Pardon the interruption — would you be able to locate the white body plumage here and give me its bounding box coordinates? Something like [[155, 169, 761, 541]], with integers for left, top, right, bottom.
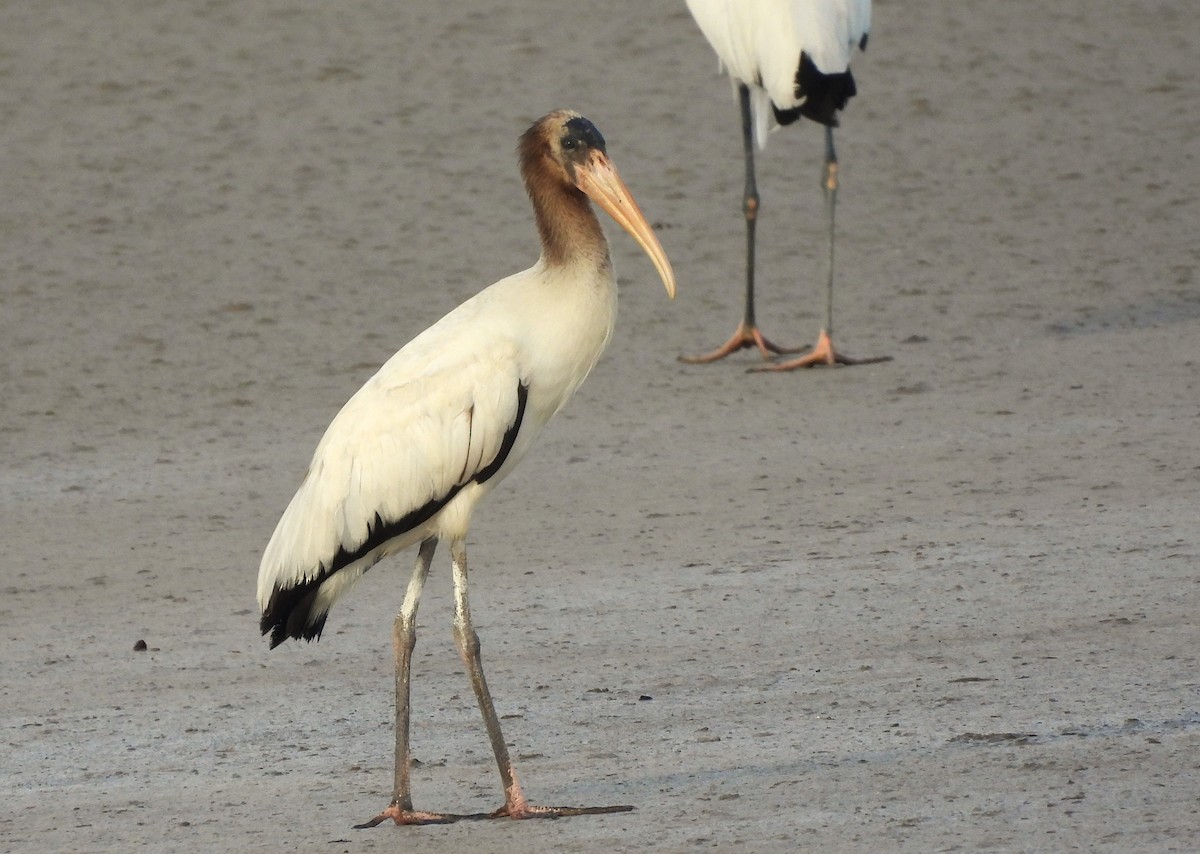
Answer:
[[256, 256, 617, 636]]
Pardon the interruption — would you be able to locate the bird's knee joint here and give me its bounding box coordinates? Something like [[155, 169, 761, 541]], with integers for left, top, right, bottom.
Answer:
[[453, 623, 481, 658], [822, 163, 839, 192]]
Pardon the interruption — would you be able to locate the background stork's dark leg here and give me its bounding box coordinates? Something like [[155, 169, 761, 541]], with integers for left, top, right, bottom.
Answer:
[[823, 125, 838, 341], [753, 126, 890, 372], [681, 83, 803, 364]]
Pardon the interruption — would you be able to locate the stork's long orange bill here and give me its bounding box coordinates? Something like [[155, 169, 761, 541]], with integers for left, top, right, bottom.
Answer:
[[575, 152, 676, 300]]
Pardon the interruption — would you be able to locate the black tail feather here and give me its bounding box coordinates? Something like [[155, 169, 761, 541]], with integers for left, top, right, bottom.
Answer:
[[774, 51, 857, 128], [261, 583, 329, 648]]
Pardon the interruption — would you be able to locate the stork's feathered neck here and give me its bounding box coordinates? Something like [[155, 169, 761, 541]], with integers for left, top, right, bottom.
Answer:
[[518, 117, 609, 271]]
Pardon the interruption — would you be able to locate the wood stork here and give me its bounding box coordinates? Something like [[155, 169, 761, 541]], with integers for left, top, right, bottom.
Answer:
[[680, 0, 887, 370], [257, 110, 676, 826]]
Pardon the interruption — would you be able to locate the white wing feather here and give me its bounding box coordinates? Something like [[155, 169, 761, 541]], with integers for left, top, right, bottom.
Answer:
[[256, 304, 526, 610]]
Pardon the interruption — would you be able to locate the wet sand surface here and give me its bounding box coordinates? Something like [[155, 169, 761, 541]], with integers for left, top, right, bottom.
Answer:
[[3, 1, 1198, 850]]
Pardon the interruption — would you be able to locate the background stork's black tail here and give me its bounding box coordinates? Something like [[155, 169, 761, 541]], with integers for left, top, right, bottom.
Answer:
[[775, 52, 858, 128]]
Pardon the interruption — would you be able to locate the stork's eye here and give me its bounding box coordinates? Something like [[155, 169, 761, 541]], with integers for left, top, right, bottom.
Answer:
[[561, 137, 578, 151]]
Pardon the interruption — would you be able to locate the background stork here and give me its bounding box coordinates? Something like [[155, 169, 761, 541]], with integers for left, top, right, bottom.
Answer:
[[257, 110, 676, 826], [679, 0, 886, 371]]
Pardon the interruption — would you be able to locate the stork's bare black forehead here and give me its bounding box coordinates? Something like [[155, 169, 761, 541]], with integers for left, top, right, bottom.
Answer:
[[563, 116, 606, 152]]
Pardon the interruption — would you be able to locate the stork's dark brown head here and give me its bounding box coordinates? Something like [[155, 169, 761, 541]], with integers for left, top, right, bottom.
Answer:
[[556, 115, 607, 176], [520, 110, 602, 188], [519, 110, 675, 298]]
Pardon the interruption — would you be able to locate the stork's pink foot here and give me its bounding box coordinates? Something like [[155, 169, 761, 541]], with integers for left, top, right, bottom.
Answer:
[[489, 802, 635, 820], [485, 778, 632, 820], [355, 801, 634, 828], [354, 805, 462, 828], [749, 328, 891, 372]]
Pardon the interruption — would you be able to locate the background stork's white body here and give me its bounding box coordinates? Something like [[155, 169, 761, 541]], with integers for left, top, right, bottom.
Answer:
[[680, 0, 881, 370], [256, 256, 616, 630], [686, 0, 870, 147]]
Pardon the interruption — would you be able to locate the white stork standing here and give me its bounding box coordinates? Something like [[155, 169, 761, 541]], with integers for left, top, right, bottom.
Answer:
[[680, 0, 887, 370], [257, 110, 676, 826]]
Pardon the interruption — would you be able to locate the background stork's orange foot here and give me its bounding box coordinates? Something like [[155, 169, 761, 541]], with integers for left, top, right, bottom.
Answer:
[[679, 319, 806, 364], [749, 329, 892, 373], [354, 805, 463, 828]]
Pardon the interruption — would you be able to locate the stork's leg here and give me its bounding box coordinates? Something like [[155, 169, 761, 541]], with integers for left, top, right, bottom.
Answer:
[[680, 83, 804, 364], [753, 126, 890, 372], [356, 538, 460, 828], [449, 538, 634, 820]]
